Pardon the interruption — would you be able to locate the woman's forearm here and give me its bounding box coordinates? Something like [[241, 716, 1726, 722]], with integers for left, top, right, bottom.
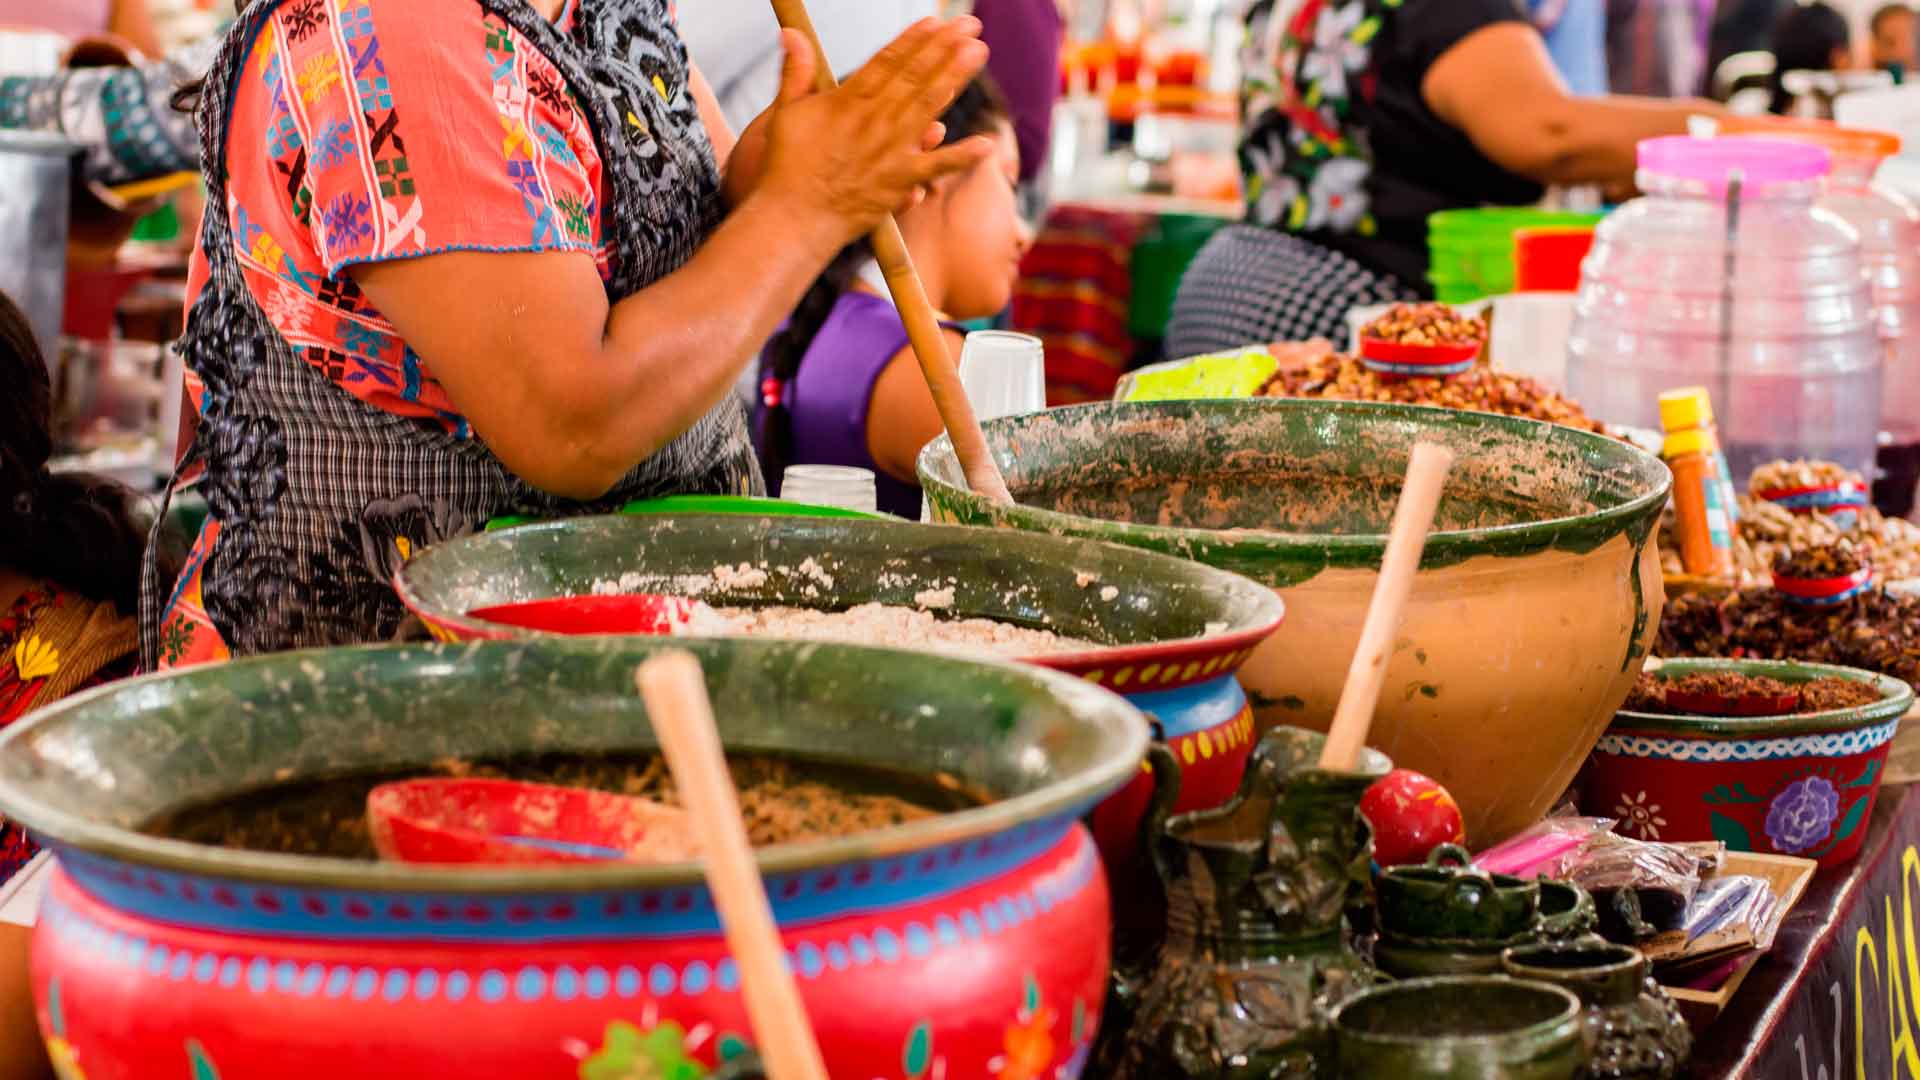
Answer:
[[355, 188, 848, 501], [1527, 95, 1718, 186]]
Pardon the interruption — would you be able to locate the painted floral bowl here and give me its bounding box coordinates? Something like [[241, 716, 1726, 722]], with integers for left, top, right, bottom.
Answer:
[[393, 513, 1285, 898], [1582, 658, 1913, 866], [918, 399, 1672, 845], [0, 638, 1147, 1078]]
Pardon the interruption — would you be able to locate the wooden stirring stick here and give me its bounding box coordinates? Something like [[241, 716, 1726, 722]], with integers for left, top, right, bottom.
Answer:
[[636, 652, 830, 1080], [766, 0, 1015, 506], [1318, 443, 1456, 772]]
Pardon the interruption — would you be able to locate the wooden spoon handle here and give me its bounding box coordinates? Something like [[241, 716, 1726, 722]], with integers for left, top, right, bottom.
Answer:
[[765, 0, 1015, 505], [637, 652, 830, 1080], [1319, 443, 1456, 772]]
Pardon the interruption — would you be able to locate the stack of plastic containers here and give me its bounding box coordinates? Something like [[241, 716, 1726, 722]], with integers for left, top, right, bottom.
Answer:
[[1565, 136, 1881, 486], [1427, 208, 1604, 302], [1720, 118, 1920, 517]]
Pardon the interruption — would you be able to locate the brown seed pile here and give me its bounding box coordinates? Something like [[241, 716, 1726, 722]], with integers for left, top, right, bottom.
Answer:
[[1258, 347, 1606, 431], [1750, 459, 1863, 494], [1361, 302, 1488, 347], [1773, 540, 1867, 580], [1660, 494, 1920, 585], [1658, 588, 1920, 691]]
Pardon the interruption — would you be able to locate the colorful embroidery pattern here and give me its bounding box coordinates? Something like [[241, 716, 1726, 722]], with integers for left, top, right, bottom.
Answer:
[[197, 0, 609, 431], [1240, 0, 1398, 237]]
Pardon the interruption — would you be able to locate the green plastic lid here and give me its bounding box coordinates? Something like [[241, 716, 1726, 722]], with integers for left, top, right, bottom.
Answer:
[[484, 495, 887, 532]]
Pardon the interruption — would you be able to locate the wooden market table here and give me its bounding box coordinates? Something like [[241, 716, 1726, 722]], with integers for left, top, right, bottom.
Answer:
[[1688, 759, 1920, 1076]]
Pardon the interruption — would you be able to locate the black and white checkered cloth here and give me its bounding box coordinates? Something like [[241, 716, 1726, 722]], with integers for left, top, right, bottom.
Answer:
[[1166, 225, 1416, 359]]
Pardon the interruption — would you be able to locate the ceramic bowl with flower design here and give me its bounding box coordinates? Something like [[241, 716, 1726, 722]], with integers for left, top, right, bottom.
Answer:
[[1581, 658, 1913, 867], [0, 638, 1146, 1079]]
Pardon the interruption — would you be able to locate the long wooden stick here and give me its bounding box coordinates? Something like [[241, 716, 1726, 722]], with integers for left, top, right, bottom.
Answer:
[[767, 0, 1015, 505], [636, 653, 830, 1080], [1319, 443, 1455, 772]]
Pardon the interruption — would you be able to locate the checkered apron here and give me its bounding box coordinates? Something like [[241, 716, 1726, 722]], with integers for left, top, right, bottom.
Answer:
[[140, 0, 761, 663], [1164, 225, 1415, 360]]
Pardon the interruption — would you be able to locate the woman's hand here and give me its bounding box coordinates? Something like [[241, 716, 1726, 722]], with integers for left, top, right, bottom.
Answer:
[[748, 19, 993, 247]]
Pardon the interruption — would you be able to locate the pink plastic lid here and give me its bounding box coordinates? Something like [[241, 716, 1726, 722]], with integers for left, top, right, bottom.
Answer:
[[1637, 135, 1832, 192]]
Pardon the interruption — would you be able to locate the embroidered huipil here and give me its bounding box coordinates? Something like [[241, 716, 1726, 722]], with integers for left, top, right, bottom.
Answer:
[[148, 0, 760, 668]]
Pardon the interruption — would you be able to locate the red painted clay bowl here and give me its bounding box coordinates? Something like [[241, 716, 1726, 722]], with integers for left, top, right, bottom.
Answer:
[[393, 514, 1285, 892], [0, 637, 1146, 1078], [1581, 658, 1912, 866]]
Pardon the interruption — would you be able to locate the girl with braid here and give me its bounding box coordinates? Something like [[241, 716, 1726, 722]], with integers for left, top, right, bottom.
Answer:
[[753, 75, 1031, 519]]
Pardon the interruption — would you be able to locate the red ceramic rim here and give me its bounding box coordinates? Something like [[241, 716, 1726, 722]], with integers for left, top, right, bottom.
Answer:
[[1358, 335, 1482, 367], [398, 576, 1285, 693], [1753, 482, 1869, 503], [1772, 566, 1874, 600]]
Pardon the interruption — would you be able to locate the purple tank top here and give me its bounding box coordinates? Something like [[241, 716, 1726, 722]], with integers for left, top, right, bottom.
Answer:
[[754, 290, 946, 519]]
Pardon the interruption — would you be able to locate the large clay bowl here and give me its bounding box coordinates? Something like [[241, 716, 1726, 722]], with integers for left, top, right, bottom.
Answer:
[[1584, 658, 1912, 866], [0, 638, 1146, 1079], [393, 514, 1284, 888], [919, 399, 1672, 845]]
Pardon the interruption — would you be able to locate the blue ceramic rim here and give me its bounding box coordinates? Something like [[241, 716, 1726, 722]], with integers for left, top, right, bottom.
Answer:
[[39, 833, 1101, 988], [47, 815, 1087, 942]]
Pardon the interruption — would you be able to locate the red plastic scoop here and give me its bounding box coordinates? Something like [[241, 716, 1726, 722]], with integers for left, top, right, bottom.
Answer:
[[466, 594, 697, 636], [366, 778, 697, 866]]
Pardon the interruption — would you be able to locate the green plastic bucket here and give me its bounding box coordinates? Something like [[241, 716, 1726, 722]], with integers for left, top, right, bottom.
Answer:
[[1426, 209, 1604, 301]]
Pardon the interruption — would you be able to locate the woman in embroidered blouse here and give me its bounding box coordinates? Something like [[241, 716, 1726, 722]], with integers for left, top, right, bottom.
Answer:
[[150, 0, 994, 667], [0, 291, 148, 1080], [1166, 0, 1720, 357]]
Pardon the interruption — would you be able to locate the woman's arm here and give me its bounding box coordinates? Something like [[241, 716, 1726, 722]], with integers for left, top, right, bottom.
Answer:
[[1423, 22, 1718, 187], [865, 328, 964, 483], [351, 21, 992, 501]]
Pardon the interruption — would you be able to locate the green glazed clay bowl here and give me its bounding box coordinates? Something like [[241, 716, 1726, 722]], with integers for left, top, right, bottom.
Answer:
[[1332, 975, 1587, 1079], [918, 399, 1672, 845], [1583, 658, 1913, 866]]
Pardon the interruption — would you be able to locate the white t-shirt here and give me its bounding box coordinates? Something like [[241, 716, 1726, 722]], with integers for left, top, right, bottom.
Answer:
[[675, 0, 937, 133], [0, 852, 51, 928]]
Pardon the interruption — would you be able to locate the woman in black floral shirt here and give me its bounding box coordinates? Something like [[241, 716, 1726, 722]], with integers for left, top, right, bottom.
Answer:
[[1167, 0, 1721, 356]]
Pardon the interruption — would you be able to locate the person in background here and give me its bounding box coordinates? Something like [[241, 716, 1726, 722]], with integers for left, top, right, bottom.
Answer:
[[0, 36, 207, 187], [1705, 0, 1789, 93], [675, 0, 936, 133], [1532, 0, 1610, 96], [0, 290, 152, 1080], [1606, 0, 1714, 97], [1767, 1, 1854, 113], [0, 0, 162, 56], [1167, 0, 1718, 357], [754, 77, 1031, 518], [975, 0, 1065, 210], [1870, 2, 1915, 82]]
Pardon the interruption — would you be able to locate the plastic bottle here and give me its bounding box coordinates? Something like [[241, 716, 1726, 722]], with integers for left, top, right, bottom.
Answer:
[[1662, 428, 1736, 577], [1658, 388, 1740, 526], [1566, 137, 1881, 488], [779, 466, 878, 514]]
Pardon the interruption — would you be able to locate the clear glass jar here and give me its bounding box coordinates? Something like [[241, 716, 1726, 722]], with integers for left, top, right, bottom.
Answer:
[[1566, 137, 1881, 486]]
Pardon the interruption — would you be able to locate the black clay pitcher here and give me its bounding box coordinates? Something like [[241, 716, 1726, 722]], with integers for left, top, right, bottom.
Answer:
[[1093, 725, 1390, 1078]]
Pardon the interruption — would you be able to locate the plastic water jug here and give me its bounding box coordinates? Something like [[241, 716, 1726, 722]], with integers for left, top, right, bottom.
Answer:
[[1566, 136, 1880, 486]]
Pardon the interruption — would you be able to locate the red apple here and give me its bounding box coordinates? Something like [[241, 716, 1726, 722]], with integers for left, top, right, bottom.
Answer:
[[1361, 769, 1467, 867]]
